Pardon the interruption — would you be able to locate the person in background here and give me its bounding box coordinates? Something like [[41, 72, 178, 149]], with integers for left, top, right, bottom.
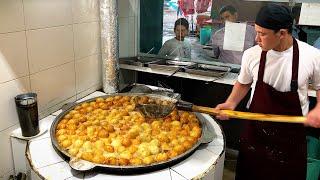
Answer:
[[209, 5, 256, 64], [215, 4, 320, 180], [158, 18, 192, 59]]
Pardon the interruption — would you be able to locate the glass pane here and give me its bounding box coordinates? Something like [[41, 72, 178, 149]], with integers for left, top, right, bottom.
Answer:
[[139, 0, 320, 66]]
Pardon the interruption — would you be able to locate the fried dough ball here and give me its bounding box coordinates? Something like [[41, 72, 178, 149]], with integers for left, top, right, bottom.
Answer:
[[168, 150, 179, 159], [68, 148, 79, 156], [190, 126, 201, 138], [173, 145, 185, 154], [92, 155, 105, 164], [118, 158, 129, 166], [130, 158, 143, 165], [95, 140, 105, 150], [119, 151, 132, 160], [143, 156, 154, 165], [121, 138, 132, 147], [154, 153, 168, 162], [61, 139, 72, 148], [57, 134, 67, 142], [81, 152, 93, 161], [74, 139, 84, 148], [106, 157, 117, 165], [182, 140, 193, 150], [98, 129, 108, 138]]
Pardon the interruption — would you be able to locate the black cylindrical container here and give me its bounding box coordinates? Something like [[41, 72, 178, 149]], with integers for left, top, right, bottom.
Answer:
[[15, 93, 40, 137]]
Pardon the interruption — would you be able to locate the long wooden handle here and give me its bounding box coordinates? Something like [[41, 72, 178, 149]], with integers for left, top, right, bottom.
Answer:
[[192, 105, 306, 123]]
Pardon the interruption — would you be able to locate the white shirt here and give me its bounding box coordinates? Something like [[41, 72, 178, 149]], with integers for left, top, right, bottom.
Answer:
[[238, 39, 320, 115], [158, 38, 191, 59]]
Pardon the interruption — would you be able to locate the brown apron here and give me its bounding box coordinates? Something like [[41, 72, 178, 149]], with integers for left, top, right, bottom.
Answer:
[[235, 38, 306, 180]]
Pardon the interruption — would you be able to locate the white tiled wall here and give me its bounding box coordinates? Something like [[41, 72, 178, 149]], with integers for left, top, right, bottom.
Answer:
[[0, 0, 138, 179], [119, 0, 138, 58]]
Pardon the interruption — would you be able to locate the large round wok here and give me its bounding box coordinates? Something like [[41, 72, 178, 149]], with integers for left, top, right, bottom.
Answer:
[[50, 93, 215, 174]]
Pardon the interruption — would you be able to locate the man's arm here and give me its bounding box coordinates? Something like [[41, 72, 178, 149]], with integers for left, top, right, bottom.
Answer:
[[215, 81, 251, 119], [306, 90, 320, 128]]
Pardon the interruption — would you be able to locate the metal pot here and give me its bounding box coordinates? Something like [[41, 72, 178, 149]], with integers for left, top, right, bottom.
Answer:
[[50, 93, 216, 174]]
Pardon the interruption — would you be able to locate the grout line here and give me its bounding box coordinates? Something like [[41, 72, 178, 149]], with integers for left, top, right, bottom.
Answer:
[[71, 17, 77, 100], [37, 160, 64, 169], [74, 52, 101, 62], [0, 123, 19, 134], [21, 0, 32, 91], [28, 60, 74, 76], [0, 29, 25, 35], [0, 74, 31, 85], [169, 167, 188, 180], [9, 137, 16, 177], [0, 22, 100, 35], [25, 21, 100, 32]]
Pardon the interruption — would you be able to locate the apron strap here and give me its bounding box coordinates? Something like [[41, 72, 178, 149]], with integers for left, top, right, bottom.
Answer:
[[257, 51, 267, 82], [291, 38, 299, 91]]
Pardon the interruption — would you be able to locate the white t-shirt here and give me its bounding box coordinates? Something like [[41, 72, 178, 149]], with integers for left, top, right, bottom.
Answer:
[[238, 39, 320, 115], [158, 38, 191, 59]]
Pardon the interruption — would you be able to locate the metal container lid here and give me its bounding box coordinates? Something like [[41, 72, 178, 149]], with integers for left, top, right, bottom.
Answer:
[[15, 93, 37, 105]]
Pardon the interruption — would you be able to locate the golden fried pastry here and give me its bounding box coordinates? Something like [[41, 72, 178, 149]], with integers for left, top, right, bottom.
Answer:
[[55, 95, 202, 166]]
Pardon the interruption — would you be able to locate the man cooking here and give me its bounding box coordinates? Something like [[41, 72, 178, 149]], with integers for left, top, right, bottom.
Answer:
[[215, 4, 320, 180]]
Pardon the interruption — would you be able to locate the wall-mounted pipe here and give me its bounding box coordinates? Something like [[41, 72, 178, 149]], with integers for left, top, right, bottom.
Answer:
[[100, 0, 119, 93]]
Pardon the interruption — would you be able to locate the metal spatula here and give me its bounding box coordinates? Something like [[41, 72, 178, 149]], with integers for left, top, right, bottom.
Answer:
[[136, 100, 306, 123]]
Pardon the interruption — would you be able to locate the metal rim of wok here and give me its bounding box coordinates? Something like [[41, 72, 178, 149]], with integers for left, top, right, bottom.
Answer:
[[50, 93, 215, 174]]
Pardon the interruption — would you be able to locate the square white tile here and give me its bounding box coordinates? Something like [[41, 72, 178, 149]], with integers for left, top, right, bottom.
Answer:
[[28, 137, 64, 168], [76, 84, 102, 101], [23, 0, 72, 29], [0, 77, 31, 131], [128, 17, 136, 57], [30, 62, 76, 112], [11, 136, 28, 175], [84, 168, 171, 180], [119, 17, 129, 58], [75, 54, 101, 94], [72, 0, 99, 24], [0, 124, 19, 176], [0, 0, 24, 33], [37, 161, 80, 180], [73, 22, 100, 59], [171, 149, 218, 179], [170, 169, 188, 180], [27, 25, 74, 74], [0, 32, 29, 83]]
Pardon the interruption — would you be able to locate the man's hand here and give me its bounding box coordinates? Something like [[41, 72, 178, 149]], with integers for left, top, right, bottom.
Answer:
[[305, 105, 320, 128], [215, 102, 237, 120]]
